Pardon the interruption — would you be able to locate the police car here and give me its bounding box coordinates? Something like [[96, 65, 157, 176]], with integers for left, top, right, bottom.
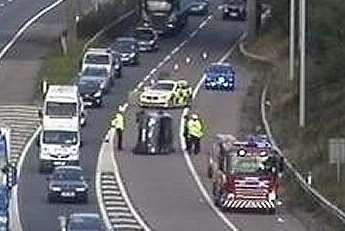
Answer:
[[203, 62, 235, 91], [139, 80, 192, 108]]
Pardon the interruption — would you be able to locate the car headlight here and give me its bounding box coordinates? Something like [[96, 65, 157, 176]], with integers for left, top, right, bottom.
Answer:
[[71, 147, 79, 155], [223, 82, 229, 86], [160, 95, 168, 99], [114, 64, 120, 69], [149, 40, 155, 45], [93, 91, 102, 97], [50, 186, 62, 192], [75, 187, 87, 192], [0, 216, 7, 224], [129, 53, 136, 58]]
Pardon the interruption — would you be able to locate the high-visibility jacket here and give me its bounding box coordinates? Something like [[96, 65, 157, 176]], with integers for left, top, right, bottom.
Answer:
[[111, 113, 125, 130], [187, 119, 204, 138]]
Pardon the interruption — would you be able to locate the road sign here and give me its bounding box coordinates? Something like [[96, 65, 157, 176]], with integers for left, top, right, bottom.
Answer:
[[328, 138, 345, 182]]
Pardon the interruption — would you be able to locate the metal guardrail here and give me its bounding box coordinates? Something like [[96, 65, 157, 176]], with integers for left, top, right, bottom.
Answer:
[[260, 85, 345, 224], [239, 40, 345, 224]]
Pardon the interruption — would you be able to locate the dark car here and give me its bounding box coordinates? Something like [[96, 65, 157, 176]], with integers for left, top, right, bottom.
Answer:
[[133, 27, 158, 52], [110, 37, 139, 65], [80, 67, 113, 91], [47, 166, 89, 203], [63, 213, 107, 231], [222, 0, 247, 20], [133, 111, 174, 155], [0, 186, 9, 231], [78, 77, 104, 107], [203, 63, 235, 91], [189, 0, 209, 15]]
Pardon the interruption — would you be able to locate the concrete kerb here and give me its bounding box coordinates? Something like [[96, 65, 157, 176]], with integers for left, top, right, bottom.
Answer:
[[239, 41, 345, 225]]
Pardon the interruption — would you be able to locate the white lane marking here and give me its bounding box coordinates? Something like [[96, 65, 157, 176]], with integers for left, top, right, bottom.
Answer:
[[11, 126, 41, 231], [0, 3, 5, 7], [0, 0, 65, 60], [97, 14, 215, 230], [107, 129, 152, 231], [179, 33, 246, 231], [127, 15, 214, 89]]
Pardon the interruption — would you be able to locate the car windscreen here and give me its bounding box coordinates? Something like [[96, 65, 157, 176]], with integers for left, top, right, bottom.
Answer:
[[46, 102, 77, 117], [146, 0, 172, 12], [135, 30, 155, 40], [79, 80, 100, 90], [151, 83, 174, 91], [52, 169, 82, 181], [209, 65, 232, 74], [83, 68, 108, 77], [67, 217, 102, 230], [43, 131, 78, 145], [84, 54, 110, 65], [114, 41, 136, 51], [228, 155, 267, 174]]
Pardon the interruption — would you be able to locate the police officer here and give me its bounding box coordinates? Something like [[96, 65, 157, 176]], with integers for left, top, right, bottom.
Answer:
[[111, 106, 125, 150], [187, 113, 205, 155]]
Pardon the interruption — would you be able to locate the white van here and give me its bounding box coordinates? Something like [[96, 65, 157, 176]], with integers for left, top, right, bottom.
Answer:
[[42, 85, 86, 126], [38, 117, 81, 172]]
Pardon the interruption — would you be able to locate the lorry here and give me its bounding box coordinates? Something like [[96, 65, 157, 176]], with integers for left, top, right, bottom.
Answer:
[[140, 0, 191, 35], [208, 134, 283, 213], [40, 85, 87, 127], [38, 117, 81, 173]]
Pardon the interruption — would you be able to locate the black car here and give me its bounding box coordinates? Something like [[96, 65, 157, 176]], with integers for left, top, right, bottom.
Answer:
[[47, 166, 89, 203], [110, 37, 139, 65], [78, 77, 104, 107], [63, 213, 107, 231], [133, 111, 174, 155], [222, 0, 247, 20], [189, 0, 209, 15], [133, 27, 158, 52]]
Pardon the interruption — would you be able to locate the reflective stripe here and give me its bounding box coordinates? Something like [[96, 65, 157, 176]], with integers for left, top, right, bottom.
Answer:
[[111, 113, 124, 130]]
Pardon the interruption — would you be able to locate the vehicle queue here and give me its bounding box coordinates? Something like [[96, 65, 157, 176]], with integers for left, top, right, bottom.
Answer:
[[30, 0, 256, 229]]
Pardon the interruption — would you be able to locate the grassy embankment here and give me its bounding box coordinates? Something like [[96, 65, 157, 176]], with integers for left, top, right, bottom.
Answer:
[[35, 0, 139, 93], [238, 1, 345, 230]]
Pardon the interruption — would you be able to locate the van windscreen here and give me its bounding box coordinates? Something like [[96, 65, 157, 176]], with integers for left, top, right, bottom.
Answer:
[[46, 102, 77, 117]]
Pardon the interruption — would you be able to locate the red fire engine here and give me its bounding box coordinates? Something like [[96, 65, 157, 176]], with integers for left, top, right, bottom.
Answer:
[[208, 134, 284, 213]]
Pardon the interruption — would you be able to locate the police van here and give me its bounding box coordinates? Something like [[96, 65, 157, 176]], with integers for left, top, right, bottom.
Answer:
[[38, 117, 81, 172], [41, 85, 87, 127]]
